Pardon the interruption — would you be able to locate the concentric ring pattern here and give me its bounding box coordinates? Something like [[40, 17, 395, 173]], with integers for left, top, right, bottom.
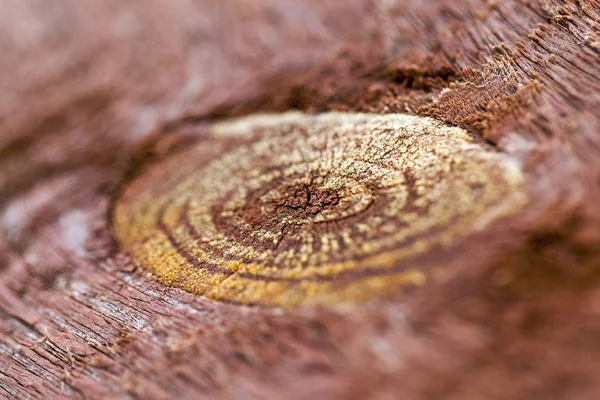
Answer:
[[112, 112, 526, 307]]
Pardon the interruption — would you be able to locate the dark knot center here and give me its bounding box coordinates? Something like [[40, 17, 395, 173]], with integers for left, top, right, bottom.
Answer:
[[273, 183, 340, 219]]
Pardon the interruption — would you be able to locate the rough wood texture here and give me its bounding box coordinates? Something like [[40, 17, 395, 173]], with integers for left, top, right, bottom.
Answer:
[[1, 1, 600, 399], [113, 112, 526, 307]]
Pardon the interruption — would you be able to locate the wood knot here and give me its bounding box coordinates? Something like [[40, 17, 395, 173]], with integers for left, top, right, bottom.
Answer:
[[112, 112, 526, 307]]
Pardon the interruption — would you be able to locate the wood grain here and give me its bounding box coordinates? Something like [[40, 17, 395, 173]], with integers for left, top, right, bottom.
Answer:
[[113, 112, 525, 307], [1, 1, 600, 399]]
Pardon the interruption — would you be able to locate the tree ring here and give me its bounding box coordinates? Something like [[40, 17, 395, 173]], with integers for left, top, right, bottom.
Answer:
[[112, 112, 526, 307]]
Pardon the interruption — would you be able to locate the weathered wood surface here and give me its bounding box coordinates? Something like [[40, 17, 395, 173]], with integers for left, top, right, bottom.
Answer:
[[1, 0, 600, 398]]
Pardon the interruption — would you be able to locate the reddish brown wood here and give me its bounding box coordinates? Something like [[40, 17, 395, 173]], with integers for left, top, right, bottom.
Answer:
[[1, 1, 600, 399]]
